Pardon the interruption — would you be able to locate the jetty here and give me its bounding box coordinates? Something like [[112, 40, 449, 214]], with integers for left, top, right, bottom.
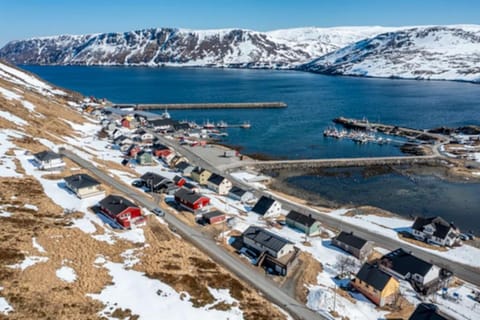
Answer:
[[113, 102, 287, 110], [333, 117, 447, 143]]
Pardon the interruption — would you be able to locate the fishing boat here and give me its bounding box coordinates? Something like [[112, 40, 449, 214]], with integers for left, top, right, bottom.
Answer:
[[203, 120, 215, 129], [160, 108, 171, 119]]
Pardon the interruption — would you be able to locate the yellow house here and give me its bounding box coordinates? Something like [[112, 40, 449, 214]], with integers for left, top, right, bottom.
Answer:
[[351, 263, 400, 307], [190, 167, 212, 185]]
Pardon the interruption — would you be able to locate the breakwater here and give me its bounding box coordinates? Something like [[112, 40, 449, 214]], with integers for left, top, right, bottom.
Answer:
[[114, 102, 287, 110]]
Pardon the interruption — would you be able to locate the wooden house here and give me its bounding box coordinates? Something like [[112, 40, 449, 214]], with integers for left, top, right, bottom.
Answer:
[[408, 303, 453, 320], [286, 211, 321, 236], [99, 195, 143, 228], [33, 150, 65, 171], [136, 150, 154, 165], [64, 173, 103, 199], [331, 231, 373, 261], [206, 173, 232, 195], [202, 210, 226, 225], [191, 167, 212, 185], [228, 186, 254, 203], [251, 196, 282, 218], [351, 263, 400, 307], [174, 188, 210, 212], [411, 216, 460, 247], [175, 161, 195, 177]]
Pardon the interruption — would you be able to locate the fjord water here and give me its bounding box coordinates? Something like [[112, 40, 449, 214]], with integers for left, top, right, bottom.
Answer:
[[25, 66, 480, 231]]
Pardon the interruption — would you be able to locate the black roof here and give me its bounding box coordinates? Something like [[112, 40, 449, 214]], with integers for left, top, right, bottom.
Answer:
[[153, 143, 169, 150], [183, 182, 197, 190], [173, 122, 190, 131], [149, 118, 175, 127], [229, 186, 247, 197], [286, 210, 317, 227], [355, 263, 393, 291], [334, 231, 369, 250], [251, 196, 276, 215], [99, 195, 137, 215], [173, 175, 184, 183], [140, 172, 169, 186], [64, 174, 100, 189], [192, 166, 204, 174], [203, 210, 225, 220], [34, 150, 61, 161], [175, 161, 191, 170], [208, 173, 226, 186], [243, 226, 292, 254], [174, 187, 207, 204], [412, 216, 457, 239], [381, 248, 434, 277], [409, 303, 452, 320]]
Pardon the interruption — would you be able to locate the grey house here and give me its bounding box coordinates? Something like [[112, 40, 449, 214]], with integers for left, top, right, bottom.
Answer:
[[331, 231, 373, 261], [285, 211, 321, 236], [64, 173, 103, 199]]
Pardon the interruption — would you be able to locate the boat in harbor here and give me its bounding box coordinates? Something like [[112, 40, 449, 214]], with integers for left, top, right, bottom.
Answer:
[[203, 120, 215, 129], [240, 121, 251, 129], [217, 120, 228, 129]]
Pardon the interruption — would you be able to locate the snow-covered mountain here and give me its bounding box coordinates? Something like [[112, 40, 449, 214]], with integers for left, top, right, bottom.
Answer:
[[301, 26, 480, 82], [0, 27, 395, 68]]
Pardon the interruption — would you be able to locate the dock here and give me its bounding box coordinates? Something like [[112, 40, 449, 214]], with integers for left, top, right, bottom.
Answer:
[[114, 102, 287, 110]]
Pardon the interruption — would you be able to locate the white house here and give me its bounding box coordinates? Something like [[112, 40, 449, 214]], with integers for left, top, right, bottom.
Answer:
[[206, 173, 232, 195], [411, 216, 460, 247], [33, 150, 65, 171], [251, 196, 282, 218], [228, 186, 255, 203]]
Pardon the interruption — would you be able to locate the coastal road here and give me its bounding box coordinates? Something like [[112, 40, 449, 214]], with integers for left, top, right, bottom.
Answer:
[[149, 133, 480, 287], [59, 148, 327, 320]]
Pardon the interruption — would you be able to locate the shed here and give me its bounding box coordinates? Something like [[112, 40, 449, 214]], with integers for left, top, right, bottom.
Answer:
[[202, 210, 226, 225]]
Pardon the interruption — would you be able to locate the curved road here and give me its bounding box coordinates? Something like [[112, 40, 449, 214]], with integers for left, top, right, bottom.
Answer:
[[59, 148, 326, 320]]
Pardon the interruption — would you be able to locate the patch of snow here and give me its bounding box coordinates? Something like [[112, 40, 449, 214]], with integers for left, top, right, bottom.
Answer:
[[24, 204, 38, 211], [56, 266, 77, 283], [0, 287, 13, 315], [9, 256, 49, 271], [32, 237, 46, 253], [0, 110, 27, 126]]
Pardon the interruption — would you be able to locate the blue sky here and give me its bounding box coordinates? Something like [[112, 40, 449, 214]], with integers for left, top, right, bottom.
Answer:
[[0, 0, 479, 46]]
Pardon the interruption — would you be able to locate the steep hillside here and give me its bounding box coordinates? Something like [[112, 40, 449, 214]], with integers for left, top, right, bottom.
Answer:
[[0, 27, 394, 68], [301, 26, 480, 82]]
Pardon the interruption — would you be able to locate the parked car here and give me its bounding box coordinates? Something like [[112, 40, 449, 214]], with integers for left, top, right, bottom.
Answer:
[[152, 208, 165, 217], [131, 180, 144, 188], [466, 231, 476, 240], [459, 233, 469, 241]]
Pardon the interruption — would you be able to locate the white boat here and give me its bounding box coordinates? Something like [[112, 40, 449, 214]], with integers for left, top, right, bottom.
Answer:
[[217, 120, 228, 128], [203, 120, 215, 129], [240, 121, 251, 129]]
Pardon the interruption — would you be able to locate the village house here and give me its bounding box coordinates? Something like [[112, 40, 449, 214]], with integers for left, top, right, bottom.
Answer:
[[173, 175, 186, 187], [379, 248, 445, 293], [202, 210, 227, 225], [152, 143, 172, 158], [174, 188, 210, 212], [251, 196, 282, 218], [191, 167, 212, 185], [168, 155, 188, 168], [242, 226, 297, 276], [125, 144, 141, 157], [286, 211, 322, 236], [121, 116, 139, 129], [408, 303, 453, 320], [228, 186, 254, 203], [140, 172, 170, 193], [33, 150, 65, 171], [162, 152, 177, 166], [98, 195, 144, 228], [206, 173, 232, 195], [113, 135, 133, 147], [175, 161, 195, 177], [331, 231, 373, 261], [149, 118, 176, 131], [183, 182, 200, 193], [64, 173, 104, 199], [411, 216, 460, 247], [136, 150, 154, 165], [351, 263, 400, 307]]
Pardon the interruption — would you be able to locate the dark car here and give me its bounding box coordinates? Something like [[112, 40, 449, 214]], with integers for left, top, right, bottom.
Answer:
[[152, 208, 165, 217], [131, 180, 144, 187]]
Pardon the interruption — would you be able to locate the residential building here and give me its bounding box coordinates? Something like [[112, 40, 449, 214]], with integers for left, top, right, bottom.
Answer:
[[379, 248, 441, 288], [286, 210, 322, 236], [408, 303, 453, 320], [351, 263, 400, 307], [411, 216, 460, 247], [140, 172, 170, 193], [207, 173, 232, 195], [242, 226, 294, 259], [331, 231, 373, 261], [64, 173, 103, 199], [175, 161, 195, 177], [190, 167, 212, 185], [99, 195, 143, 228], [228, 186, 254, 203], [173, 175, 186, 187], [174, 188, 210, 212], [136, 150, 154, 165], [33, 150, 65, 170], [251, 196, 282, 217]]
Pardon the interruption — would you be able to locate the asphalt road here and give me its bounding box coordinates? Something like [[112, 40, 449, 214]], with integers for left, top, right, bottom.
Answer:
[[149, 133, 480, 287], [59, 148, 326, 320]]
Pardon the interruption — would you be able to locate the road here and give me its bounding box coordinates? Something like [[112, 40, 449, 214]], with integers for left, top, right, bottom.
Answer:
[[149, 133, 480, 287], [59, 148, 326, 320]]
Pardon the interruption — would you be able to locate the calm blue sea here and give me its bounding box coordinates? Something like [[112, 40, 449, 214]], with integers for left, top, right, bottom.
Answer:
[[24, 66, 480, 232]]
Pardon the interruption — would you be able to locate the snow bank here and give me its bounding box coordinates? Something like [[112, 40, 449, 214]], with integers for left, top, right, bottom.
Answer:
[[56, 266, 77, 283]]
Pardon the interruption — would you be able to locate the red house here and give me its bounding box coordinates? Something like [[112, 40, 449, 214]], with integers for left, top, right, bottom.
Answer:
[[154, 148, 172, 158], [174, 188, 210, 212], [99, 195, 143, 228], [202, 210, 226, 224], [173, 175, 186, 187], [121, 118, 131, 128], [126, 145, 141, 157]]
